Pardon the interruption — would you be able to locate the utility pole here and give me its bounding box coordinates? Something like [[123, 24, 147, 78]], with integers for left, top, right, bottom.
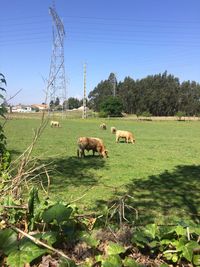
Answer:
[[113, 73, 117, 97], [113, 76, 116, 97], [82, 63, 87, 119], [109, 72, 117, 97]]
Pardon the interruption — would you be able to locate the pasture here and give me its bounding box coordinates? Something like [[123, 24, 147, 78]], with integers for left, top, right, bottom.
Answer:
[[4, 116, 200, 224]]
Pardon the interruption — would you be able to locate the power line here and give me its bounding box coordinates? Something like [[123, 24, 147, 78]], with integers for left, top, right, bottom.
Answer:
[[1, 14, 200, 25]]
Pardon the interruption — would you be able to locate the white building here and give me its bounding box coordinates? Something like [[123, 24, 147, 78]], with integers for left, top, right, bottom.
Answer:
[[12, 104, 33, 113]]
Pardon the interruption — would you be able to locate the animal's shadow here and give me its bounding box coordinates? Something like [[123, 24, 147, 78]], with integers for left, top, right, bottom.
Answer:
[[38, 155, 107, 191]]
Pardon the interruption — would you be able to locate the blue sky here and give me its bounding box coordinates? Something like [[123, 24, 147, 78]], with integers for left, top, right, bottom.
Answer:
[[1, 0, 200, 105]]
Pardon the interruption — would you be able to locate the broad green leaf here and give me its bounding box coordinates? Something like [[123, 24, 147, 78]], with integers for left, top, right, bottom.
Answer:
[[159, 264, 169, 267], [144, 224, 157, 239], [163, 252, 173, 261], [34, 231, 58, 246], [42, 203, 73, 224], [95, 254, 104, 262], [107, 242, 125, 255], [160, 239, 173, 246], [173, 237, 187, 251], [80, 232, 99, 247], [61, 221, 77, 240], [0, 229, 18, 255], [182, 241, 200, 262], [159, 226, 174, 238], [6, 240, 47, 267], [182, 246, 193, 262], [172, 254, 178, 263], [148, 240, 158, 248], [175, 225, 186, 236], [190, 227, 200, 235], [132, 231, 149, 248], [193, 255, 200, 266], [123, 257, 139, 267], [102, 254, 122, 267]]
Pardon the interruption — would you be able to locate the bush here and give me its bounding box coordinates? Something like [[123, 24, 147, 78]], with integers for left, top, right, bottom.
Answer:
[[100, 97, 123, 117], [98, 111, 108, 118], [176, 111, 186, 121], [141, 111, 152, 117]]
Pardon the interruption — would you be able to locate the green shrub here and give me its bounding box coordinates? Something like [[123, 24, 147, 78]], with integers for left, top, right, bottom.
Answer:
[[100, 97, 123, 117], [0, 73, 10, 174], [98, 110, 108, 118], [176, 111, 186, 121]]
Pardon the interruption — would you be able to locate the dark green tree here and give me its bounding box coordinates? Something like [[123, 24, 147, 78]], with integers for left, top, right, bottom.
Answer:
[[88, 71, 200, 116], [68, 97, 81, 109], [100, 96, 123, 117], [133, 71, 180, 116], [49, 100, 55, 111], [55, 97, 60, 106], [88, 73, 115, 111], [179, 81, 200, 115], [118, 77, 140, 114]]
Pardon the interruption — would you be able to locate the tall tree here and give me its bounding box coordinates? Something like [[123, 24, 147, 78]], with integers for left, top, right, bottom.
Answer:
[[55, 97, 60, 106], [68, 97, 81, 109], [88, 71, 200, 116], [49, 100, 55, 111], [179, 81, 200, 115], [88, 73, 115, 111], [136, 71, 180, 116], [118, 77, 139, 114]]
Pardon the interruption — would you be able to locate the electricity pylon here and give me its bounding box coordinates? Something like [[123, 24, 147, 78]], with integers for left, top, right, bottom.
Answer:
[[48, 3, 67, 110]]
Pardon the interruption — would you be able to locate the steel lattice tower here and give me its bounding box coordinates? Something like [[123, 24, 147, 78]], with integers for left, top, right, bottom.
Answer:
[[48, 3, 67, 109]]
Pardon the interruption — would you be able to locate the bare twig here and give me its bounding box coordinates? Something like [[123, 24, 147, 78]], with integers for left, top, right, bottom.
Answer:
[[6, 89, 22, 102], [10, 224, 71, 261], [2, 59, 64, 200], [0, 205, 27, 209]]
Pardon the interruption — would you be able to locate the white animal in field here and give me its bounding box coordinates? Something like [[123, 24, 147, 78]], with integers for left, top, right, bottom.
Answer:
[[111, 126, 116, 134], [100, 123, 107, 130], [115, 130, 135, 144], [50, 120, 60, 127], [77, 137, 108, 158]]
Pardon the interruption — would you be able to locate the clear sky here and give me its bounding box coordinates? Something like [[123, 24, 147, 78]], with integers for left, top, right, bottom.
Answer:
[[1, 0, 200, 105]]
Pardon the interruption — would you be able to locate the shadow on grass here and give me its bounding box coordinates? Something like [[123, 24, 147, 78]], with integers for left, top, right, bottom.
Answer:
[[40, 155, 107, 192], [9, 149, 21, 158], [95, 165, 200, 224]]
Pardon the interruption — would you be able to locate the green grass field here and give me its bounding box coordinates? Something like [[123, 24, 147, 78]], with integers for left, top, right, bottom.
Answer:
[[4, 116, 200, 224]]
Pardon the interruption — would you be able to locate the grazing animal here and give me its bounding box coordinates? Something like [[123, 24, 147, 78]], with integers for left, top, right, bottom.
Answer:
[[100, 123, 107, 130], [50, 120, 60, 127], [77, 137, 108, 158], [111, 126, 116, 134], [116, 130, 135, 144]]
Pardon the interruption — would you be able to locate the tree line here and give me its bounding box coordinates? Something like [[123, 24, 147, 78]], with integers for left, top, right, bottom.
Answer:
[[49, 97, 83, 111], [87, 71, 200, 116]]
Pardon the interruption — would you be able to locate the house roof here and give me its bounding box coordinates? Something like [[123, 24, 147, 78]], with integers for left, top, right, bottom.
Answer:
[[31, 104, 48, 108]]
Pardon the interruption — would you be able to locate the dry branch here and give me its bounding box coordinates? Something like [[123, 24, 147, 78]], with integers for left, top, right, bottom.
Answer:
[[10, 224, 71, 261]]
